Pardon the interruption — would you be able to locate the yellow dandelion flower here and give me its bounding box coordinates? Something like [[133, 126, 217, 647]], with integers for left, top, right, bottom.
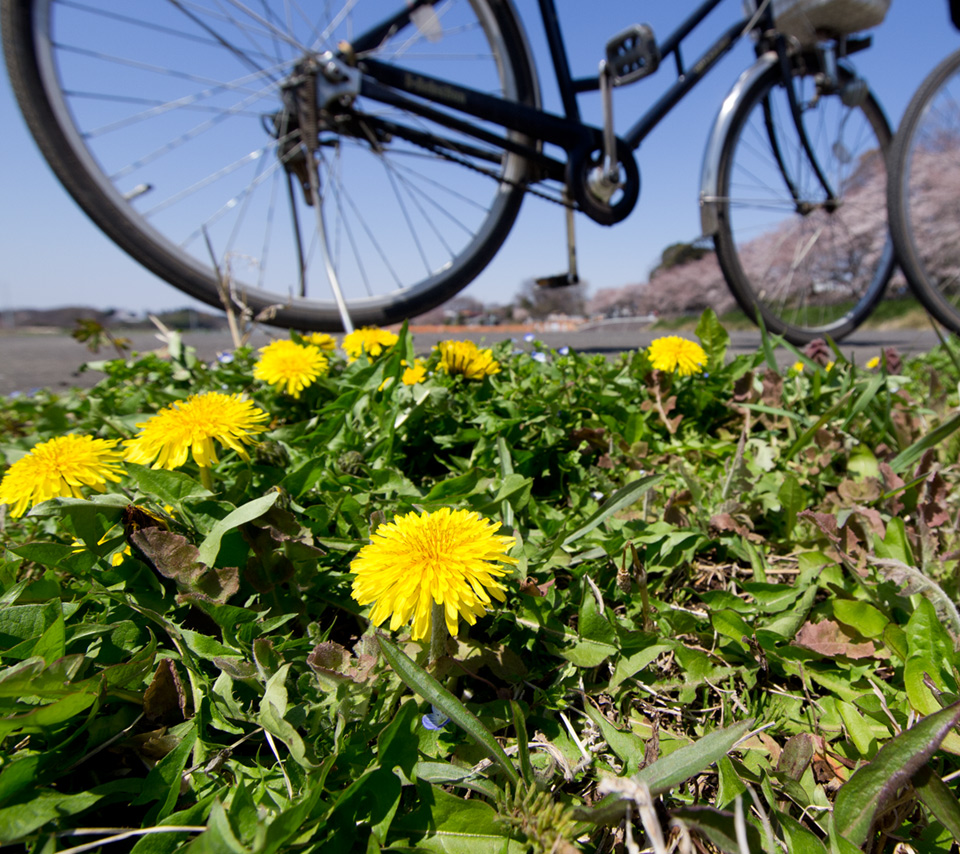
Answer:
[[342, 327, 399, 360], [647, 336, 707, 376], [824, 361, 835, 372], [350, 507, 517, 641], [0, 435, 124, 517], [791, 360, 805, 373], [436, 340, 500, 380], [254, 339, 329, 398], [124, 392, 268, 471], [302, 332, 337, 351], [402, 359, 428, 386], [866, 356, 880, 370]]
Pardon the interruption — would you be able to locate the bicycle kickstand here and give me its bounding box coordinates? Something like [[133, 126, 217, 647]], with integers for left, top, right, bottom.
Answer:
[[535, 193, 579, 289]]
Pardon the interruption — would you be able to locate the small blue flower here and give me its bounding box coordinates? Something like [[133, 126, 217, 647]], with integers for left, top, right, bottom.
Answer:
[[531, 351, 548, 363], [217, 351, 234, 364], [523, 332, 536, 343], [422, 704, 451, 730], [558, 346, 570, 356], [8, 391, 22, 399]]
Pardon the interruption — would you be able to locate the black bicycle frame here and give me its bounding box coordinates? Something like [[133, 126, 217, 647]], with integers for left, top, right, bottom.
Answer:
[[353, 0, 769, 179]]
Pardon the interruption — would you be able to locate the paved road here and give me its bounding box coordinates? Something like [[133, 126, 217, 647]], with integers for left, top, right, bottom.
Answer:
[[0, 323, 943, 396]]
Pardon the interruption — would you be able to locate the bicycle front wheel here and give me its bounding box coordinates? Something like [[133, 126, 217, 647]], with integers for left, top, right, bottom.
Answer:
[[714, 59, 894, 344], [2, 0, 535, 330], [887, 48, 960, 335]]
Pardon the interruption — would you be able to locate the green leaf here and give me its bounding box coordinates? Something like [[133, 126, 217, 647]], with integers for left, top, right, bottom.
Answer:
[[413, 761, 500, 799], [609, 642, 673, 689], [711, 609, 752, 651], [376, 633, 519, 787], [776, 812, 828, 854], [913, 765, 960, 840], [636, 718, 755, 796], [29, 605, 65, 664], [0, 687, 99, 739], [258, 663, 316, 769], [9, 543, 77, 570], [832, 600, 889, 640], [715, 755, 747, 808], [130, 793, 222, 854], [833, 701, 960, 847], [0, 755, 41, 807], [511, 701, 534, 785], [0, 789, 104, 844], [777, 475, 805, 539], [197, 491, 279, 566], [126, 463, 213, 504], [390, 780, 525, 854], [875, 516, 913, 564], [377, 698, 420, 780], [671, 804, 763, 854], [695, 308, 729, 370], [423, 470, 480, 502], [836, 699, 878, 756], [25, 495, 128, 546], [578, 719, 755, 824], [134, 724, 198, 824], [561, 474, 662, 547], [582, 702, 646, 776]]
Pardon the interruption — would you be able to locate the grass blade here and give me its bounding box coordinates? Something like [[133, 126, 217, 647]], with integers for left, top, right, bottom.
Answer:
[[561, 474, 662, 547], [833, 701, 960, 847], [888, 411, 960, 474], [376, 633, 519, 787]]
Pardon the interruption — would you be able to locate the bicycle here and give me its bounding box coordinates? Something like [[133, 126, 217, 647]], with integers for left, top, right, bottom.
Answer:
[[886, 0, 960, 335], [2, 0, 894, 343]]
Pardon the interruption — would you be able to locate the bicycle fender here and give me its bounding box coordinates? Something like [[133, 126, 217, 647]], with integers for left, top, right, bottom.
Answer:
[[500, 0, 542, 111], [699, 51, 779, 236]]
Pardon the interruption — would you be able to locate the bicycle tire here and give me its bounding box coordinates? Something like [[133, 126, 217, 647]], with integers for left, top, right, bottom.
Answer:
[[887, 47, 960, 335], [2, 0, 536, 331], [714, 58, 894, 344]]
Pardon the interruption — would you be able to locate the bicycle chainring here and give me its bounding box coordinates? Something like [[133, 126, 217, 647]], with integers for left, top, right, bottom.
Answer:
[[567, 143, 640, 226]]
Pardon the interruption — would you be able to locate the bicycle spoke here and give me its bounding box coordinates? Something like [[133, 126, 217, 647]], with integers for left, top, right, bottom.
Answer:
[[14, 0, 529, 328]]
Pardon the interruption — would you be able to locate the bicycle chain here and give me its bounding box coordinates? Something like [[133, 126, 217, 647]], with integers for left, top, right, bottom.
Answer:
[[419, 139, 578, 210]]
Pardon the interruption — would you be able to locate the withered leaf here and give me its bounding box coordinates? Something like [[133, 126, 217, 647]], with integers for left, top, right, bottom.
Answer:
[[919, 469, 951, 528], [837, 478, 882, 504], [709, 513, 752, 536], [798, 510, 840, 545], [131, 527, 203, 583], [143, 658, 187, 725], [124, 728, 181, 763], [131, 527, 238, 604], [777, 733, 814, 781], [308, 641, 351, 673], [794, 618, 877, 659], [759, 369, 783, 407]]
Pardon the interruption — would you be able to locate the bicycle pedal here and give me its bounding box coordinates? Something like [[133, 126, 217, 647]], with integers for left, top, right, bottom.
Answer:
[[535, 273, 579, 289], [606, 24, 659, 86]]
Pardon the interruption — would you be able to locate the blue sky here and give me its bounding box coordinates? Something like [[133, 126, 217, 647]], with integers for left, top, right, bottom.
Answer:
[[1, 1, 957, 314]]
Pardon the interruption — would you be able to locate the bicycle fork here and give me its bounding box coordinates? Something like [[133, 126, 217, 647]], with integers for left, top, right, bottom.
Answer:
[[773, 38, 867, 215]]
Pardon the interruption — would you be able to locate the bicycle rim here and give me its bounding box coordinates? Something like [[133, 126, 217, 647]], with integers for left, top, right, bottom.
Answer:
[[715, 62, 894, 344], [4, 0, 532, 330], [888, 49, 960, 335]]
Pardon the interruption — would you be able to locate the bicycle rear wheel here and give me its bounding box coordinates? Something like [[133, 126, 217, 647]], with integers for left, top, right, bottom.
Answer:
[[887, 48, 960, 335], [714, 58, 894, 344], [2, 0, 535, 330]]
